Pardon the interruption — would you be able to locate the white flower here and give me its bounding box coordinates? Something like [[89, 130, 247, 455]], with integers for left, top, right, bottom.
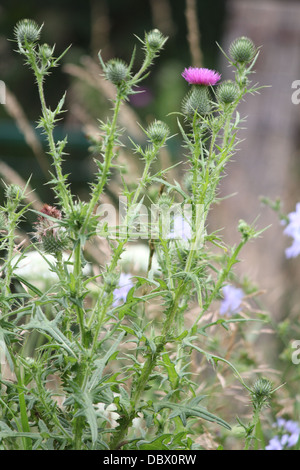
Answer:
[[95, 403, 120, 428]]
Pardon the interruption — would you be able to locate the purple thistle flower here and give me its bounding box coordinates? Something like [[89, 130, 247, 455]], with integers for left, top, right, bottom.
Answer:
[[182, 67, 221, 86], [113, 273, 134, 306], [283, 203, 300, 258], [220, 285, 244, 316]]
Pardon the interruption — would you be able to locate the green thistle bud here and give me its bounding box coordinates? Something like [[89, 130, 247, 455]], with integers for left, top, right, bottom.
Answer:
[[145, 29, 167, 52], [105, 59, 129, 86], [103, 272, 119, 292], [68, 201, 97, 234], [251, 377, 273, 411], [146, 120, 169, 146], [217, 80, 240, 105], [182, 86, 211, 117], [5, 184, 22, 202], [39, 43, 53, 61], [42, 229, 70, 255], [157, 193, 173, 209], [14, 19, 41, 45], [229, 36, 256, 64]]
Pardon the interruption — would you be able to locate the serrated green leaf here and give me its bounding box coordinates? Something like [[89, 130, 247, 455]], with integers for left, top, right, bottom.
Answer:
[[155, 400, 231, 430], [138, 434, 172, 450], [21, 307, 77, 358]]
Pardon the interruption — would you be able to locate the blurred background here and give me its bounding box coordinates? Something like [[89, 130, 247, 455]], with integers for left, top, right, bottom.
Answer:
[[1, 0, 300, 410]]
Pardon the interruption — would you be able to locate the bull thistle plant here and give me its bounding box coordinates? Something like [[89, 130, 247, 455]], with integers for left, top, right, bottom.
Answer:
[[0, 19, 275, 451]]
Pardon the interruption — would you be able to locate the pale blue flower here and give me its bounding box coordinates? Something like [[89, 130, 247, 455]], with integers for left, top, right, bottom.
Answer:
[[266, 418, 300, 450], [113, 273, 134, 306], [220, 285, 244, 316], [265, 436, 283, 450]]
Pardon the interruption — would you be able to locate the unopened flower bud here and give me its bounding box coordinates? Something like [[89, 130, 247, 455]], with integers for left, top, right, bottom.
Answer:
[[229, 37, 256, 64], [5, 184, 22, 202], [251, 377, 273, 411], [217, 80, 240, 105], [182, 86, 211, 117], [14, 19, 41, 45], [42, 229, 70, 255], [103, 272, 119, 292], [157, 193, 173, 210], [39, 43, 53, 61], [146, 120, 169, 146], [34, 204, 68, 254], [145, 29, 166, 52], [105, 59, 129, 86]]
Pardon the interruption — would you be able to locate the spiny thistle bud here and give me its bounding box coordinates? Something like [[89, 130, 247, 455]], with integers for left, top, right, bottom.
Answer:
[[5, 184, 22, 202], [146, 120, 169, 146], [182, 86, 211, 117], [229, 36, 256, 64], [105, 59, 129, 86], [14, 19, 41, 45], [251, 377, 273, 411], [145, 29, 167, 53], [103, 272, 119, 293], [39, 43, 53, 61], [217, 80, 240, 105], [34, 204, 70, 254], [42, 229, 70, 255], [157, 193, 173, 210], [238, 219, 254, 242], [69, 201, 97, 234]]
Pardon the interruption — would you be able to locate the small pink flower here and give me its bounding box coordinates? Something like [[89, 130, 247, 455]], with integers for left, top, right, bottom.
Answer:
[[182, 67, 221, 86]]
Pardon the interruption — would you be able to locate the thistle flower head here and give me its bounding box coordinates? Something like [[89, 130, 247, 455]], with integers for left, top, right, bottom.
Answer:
[[217, 80, 240, 105], [40, 204, 62, 220], [145, 29, 167, 53], [5, 184, 22, 202], [229, 36, 256, 64], [146, 120, 169, 146], [39, 43, 53, 61], [35, 204, 70, 254], [251, 377, 273, 411], [157, 193, 173, 210], [105, 59, 129, 86], [41, 230, 70, 255], [14, 19, 41, 45], [182, 67, 221, 86], [182, 87, 211, 117]]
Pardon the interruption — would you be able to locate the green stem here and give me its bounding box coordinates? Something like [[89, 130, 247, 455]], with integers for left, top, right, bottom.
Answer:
[[4, 217, 16, 302], [81, 93, 122, 236], [244, 408, 260, 450], [73, 240, 86, 347], [13, 359, 32, 450], [36, 79, 72, 211]]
